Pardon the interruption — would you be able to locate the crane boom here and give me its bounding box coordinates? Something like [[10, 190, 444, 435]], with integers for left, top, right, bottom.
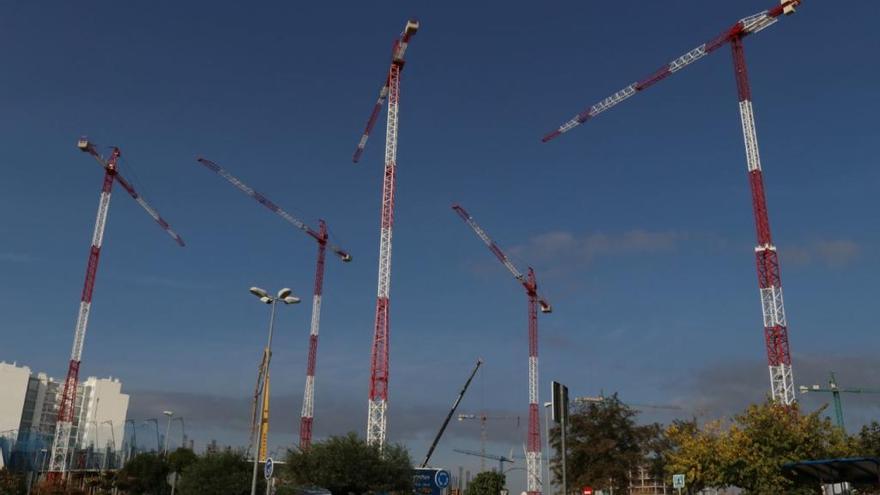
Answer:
[[799, 372, 880, 430], [452, 204, 551, 313], [421, 359, 483, 468], [194, 157, 351, 449], [453, 449, 515, 473], [50, 139, 184, 481], [352, 21, 419, 163], [195, 158, 350, 261], [538, 1, 804, 405], [541, 0, 801, 142], [452, 204, 549, 495]]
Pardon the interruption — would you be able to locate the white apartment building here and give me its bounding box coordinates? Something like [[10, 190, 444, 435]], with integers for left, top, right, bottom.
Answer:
[[0, 361, 129, 455]]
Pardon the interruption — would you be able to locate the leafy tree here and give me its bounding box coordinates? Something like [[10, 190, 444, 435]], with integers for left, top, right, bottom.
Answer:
[[464, 471, 505, 495], [282, 432, 413, 495], [168, 448, 198, 474], [857, 421, 880, 457], [550, 394, 660, 492], [116, 452, 169, 494], [0, 468, 26, 495], [723, 401, 853, 494], [177, 450, 258, 495], [664, 400, 854, 494], [663, 419, 728, 493]]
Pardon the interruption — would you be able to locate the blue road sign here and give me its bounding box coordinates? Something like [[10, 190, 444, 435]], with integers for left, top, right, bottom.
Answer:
[[435, 470, 450, 488], [413, 468, 449, 495], [265, 458, 274, 480]]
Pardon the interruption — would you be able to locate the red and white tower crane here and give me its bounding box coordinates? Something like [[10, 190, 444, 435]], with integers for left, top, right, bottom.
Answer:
[[452, 204, 551, 495], [49, 138, 185, 480], [353, 19, 419, 448], [541, 0, 802, 405], [194, 158, 351, 450]]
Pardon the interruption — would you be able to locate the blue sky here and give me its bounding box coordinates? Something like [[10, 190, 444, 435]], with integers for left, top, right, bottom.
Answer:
[[1, 0, 879, 490]]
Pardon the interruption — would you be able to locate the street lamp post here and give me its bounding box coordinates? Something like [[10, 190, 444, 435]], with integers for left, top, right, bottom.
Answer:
[[163, 411, 174, 456], [144, 419, 160, 453], [543, 402, 552, 494], [102, 420, 116, 470], [124, 419, 137, 463], [173, 417, 186, 450], [248, 286, 301, 495]]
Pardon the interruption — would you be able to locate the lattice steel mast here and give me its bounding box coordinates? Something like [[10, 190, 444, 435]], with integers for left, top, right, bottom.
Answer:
[[541, 0, 802, 404], [452, 204, 551, 495], [194, 158, 351, 448], [353, 19, 419, 448], [49, 138, 184, 481]]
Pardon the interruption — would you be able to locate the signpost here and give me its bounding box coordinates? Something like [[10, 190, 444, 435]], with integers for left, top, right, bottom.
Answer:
[[264, 457, 274, 480], [413, 468, 450, 495], [672, 474, 685, 494], [552, 381, 569, 495], [265, 458, 275, 495]]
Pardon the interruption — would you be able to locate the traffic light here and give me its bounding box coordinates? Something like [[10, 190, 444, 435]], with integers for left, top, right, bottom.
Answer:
[[551, 381, 569, 424]]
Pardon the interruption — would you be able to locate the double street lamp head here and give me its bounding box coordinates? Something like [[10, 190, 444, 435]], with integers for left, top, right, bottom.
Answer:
[[249, 286, 301, 305]]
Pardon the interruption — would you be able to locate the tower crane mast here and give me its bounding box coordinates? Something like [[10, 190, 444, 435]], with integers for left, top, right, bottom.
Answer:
[[353, 19, 420, 448], [452, 204, 550, 495], [49, 138, 184, 481], [195, 158, 351, 450], [541, 0, 803, 405]]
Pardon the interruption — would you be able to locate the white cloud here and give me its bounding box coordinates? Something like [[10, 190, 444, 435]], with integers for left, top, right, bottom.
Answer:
[[509, 229, 681, 268]]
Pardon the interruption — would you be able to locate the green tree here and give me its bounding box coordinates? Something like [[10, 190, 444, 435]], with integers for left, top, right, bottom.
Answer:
[[664, 400, 855, 494], [723, 401, 853, 494], [116, 452, 169, 494], [168, 448, 198, 475], [664, 419, 728, 493], [857, 421, 880, 456], [550, 394, 660, 492], [177, 450, 258, 495], [464, 471, 505, 495], [0, 468, 26, 495], [282, 432, 413, 495]]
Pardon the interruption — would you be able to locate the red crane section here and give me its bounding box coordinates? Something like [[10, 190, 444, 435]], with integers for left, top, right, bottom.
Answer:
[[353, 19, 419, 448], [49, 139, 184, 481], [539, 1, 801, 404], [194, 157, 351, 448], [541, 0, 801, 142], [452, 204, 550, 495]]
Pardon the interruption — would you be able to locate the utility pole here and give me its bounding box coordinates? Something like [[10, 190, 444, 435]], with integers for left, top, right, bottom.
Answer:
[[552, 382, 569, 495]]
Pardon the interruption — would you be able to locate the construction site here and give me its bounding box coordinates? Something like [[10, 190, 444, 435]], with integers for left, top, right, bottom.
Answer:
[[1, 0, 878, 494]]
